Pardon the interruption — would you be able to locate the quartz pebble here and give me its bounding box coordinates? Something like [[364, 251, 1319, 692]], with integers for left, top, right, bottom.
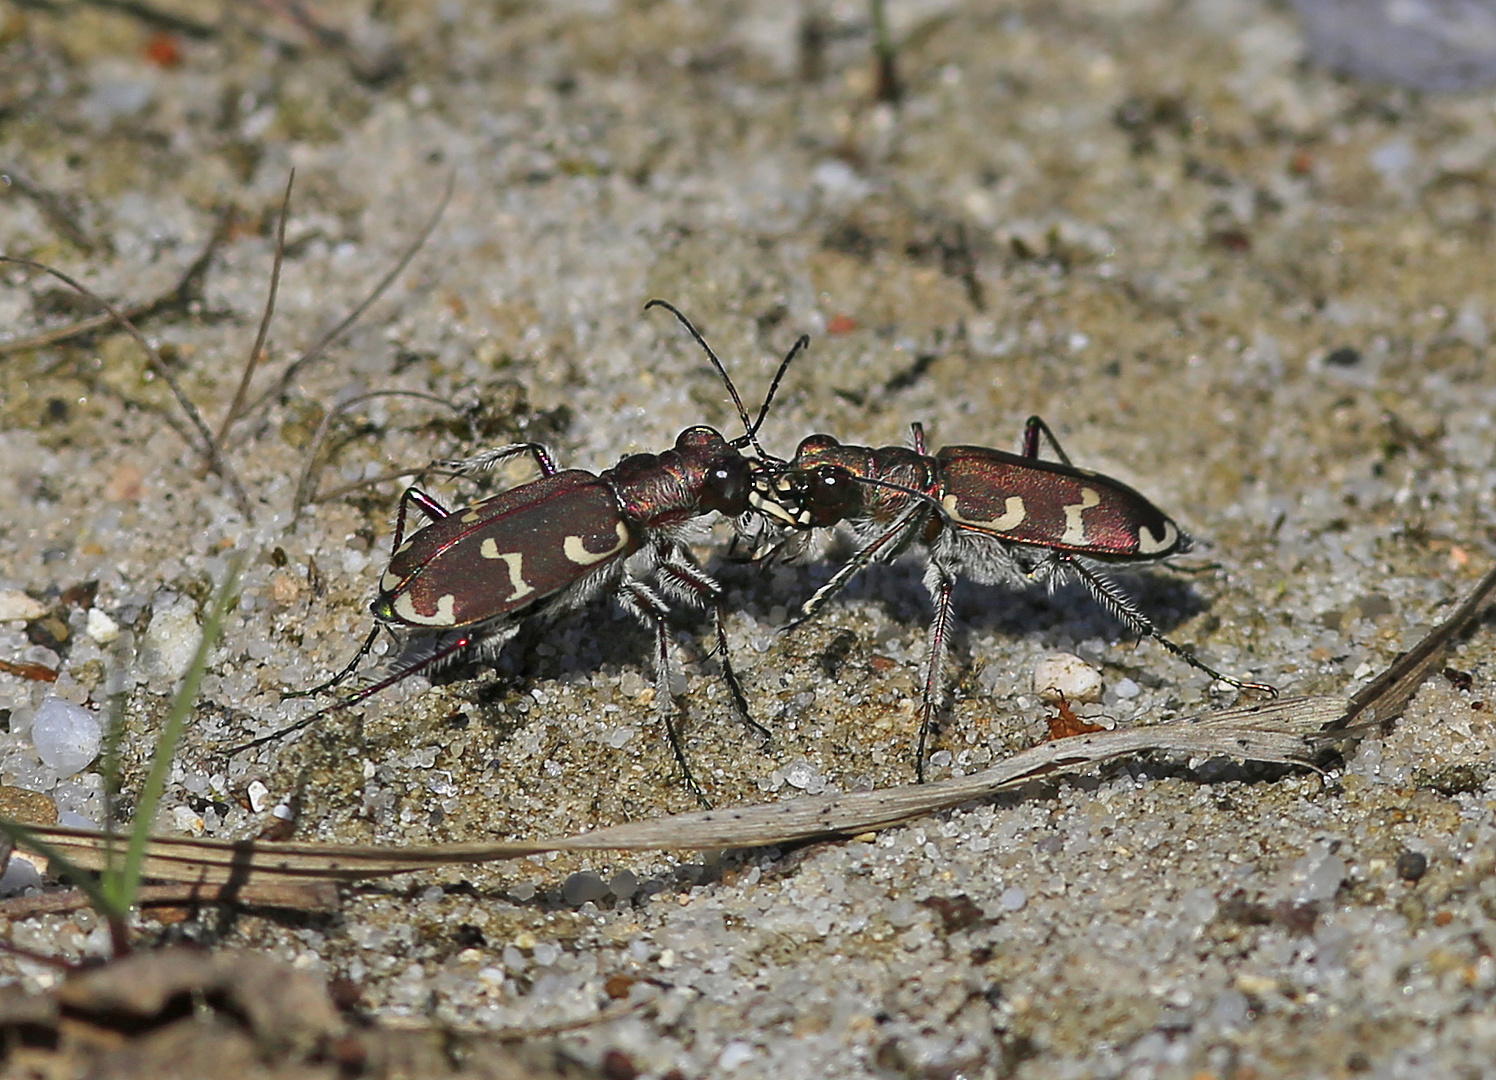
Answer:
[[247, 779, 270, 813], [29, 696, 103, 777], [609, 870, 639, 899], [139, 594, 203, 680], [0, 853, 44, 897], [562, 872, 609, 906], [85, 607, 120, 645], [1033, 652, 1104, 704], [0, 591, 45, 623]]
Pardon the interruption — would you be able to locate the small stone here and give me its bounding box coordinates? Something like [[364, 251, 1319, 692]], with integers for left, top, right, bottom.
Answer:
[[85, 608, 120, 645], [104, 461, 145, 502], [246, 780, 271, 813], [1396, 849, 1428, 882], [1033, 653, 1104, 703], [30, 697, 103, 776], [0, 852, 44, 896], [171, 804, 205, 835], [0, 785, 59, 824], [782, 759, 826, 793], [140, 594, 203, 681], [562, 872, 609, 906], [0, 591, 45, 623], [81, 59, 156, 127], [1297, 853, 1346, 902], [718, 1041, 757, 1070], [999, 886, 1028, 911], [609, 870, 639, 899], [2, 755, 59, 794]]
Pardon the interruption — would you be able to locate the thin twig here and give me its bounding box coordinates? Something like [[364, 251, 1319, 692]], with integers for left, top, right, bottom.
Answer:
[[0, 244, 255, 521], [290, 388, 467, 517], [0, 214, 226, 357], [1, 167, 97, 252], [1322, 561, 1496, 734], [0, 880, 340, 920], [21, 695, 1341, 886], [241, 173, 455, 424], [17, 562, 1495, 892], [75, 0, 217, 38], [312, 464, 459, 505], [217, 171, 294, 443]]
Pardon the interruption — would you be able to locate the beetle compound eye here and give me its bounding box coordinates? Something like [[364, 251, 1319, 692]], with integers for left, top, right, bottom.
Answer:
[[700, 457, 751, 515], [806, 466, 860, 525]]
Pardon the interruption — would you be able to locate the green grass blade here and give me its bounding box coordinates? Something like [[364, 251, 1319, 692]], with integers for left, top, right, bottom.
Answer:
[[110, 552, 244, 911]]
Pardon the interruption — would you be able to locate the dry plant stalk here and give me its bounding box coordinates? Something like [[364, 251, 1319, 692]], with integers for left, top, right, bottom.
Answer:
[[19, 561, 1496, 893], [27, 696, 1340, 886]]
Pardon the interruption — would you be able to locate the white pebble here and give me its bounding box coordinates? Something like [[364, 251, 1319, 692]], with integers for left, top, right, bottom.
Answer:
[[1296, 853, 1346, 903], [7, 706, 35, 736], [1114, 677, 1141, 700], [171, 804, 205, 835], [0, 591, 45, 622], [246, 779, 270, 813], [30, 697, 103, 777], [718, 1041, 757, 1070], [782, 759, 827, 794], [999, 886, 1028, 911], [140, 595, 203, 681], [2, 754, 58, 794], [85, 608, 120, 645], [1033, 652, 1103, 703]]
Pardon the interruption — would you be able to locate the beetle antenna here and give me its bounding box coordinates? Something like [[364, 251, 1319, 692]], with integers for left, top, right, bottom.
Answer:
[[747, 333, 808, 450], [645, 298, 771, 458], [844, 472, 948, 517]]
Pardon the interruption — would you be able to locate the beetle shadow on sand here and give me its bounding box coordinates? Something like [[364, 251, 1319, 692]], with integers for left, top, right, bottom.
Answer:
[[719, 541, 1214, 651], [389, 596, 736, 728]]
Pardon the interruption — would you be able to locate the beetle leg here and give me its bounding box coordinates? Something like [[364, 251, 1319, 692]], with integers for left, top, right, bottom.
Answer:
[[236, 629, 488, 753], [438, 442, 559, 478], [392, 487, 451, 551], [617, 579, 709, 806], [654, 550, 769, 743], [282, 623, 384, 699], [1021, 415, 1075, 466], [783, 506, 927, 632], [1059, 554, 1277, 696], [914, 557, 958, 783]]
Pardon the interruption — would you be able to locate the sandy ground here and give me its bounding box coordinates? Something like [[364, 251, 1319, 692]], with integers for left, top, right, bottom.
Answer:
[[2, 1, 1496, 1077]]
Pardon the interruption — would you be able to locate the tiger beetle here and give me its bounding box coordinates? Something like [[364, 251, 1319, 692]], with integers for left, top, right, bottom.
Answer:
[[253, 301, 805, 804], [749, 417, 1276, 780]]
